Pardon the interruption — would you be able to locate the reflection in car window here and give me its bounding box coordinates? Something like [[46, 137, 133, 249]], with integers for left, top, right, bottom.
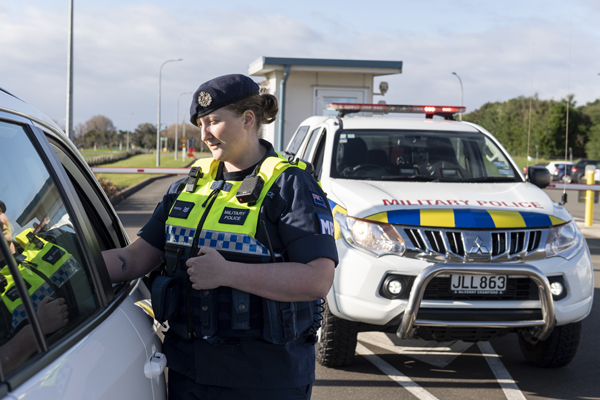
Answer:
[[332, 129, 520, 182], [0, 121, 100, 375]]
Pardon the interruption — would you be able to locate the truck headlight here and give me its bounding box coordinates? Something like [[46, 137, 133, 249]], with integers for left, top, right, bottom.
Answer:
[[545, 220, 583, 260], [335, 213, 406, 257]]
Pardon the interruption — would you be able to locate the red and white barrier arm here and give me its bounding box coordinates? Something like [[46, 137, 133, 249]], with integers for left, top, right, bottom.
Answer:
[[90, 167, 190, 175], [546, 182, 600, 191]]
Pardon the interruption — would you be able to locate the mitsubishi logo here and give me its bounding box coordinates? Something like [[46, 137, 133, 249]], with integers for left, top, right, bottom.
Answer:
[[468, 236, 489, 255]]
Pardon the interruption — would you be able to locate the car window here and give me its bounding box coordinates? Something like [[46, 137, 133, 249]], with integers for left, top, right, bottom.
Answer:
[[331, 129, 520, 182], [285, 125, 310, 156], [312, 130, 327, 181], [302, 127, 322, 160], [49, 140, 129, 294], [0, 120, 101, 376]]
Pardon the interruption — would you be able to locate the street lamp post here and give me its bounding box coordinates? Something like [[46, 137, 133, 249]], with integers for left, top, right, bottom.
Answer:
[[182, 121, 187, 162], [156, 58, 183, 166], [175, 92, 192, 160], [452, 72, 463, 121], [127, 112, 134, 151], [65, 0, 74, 141]]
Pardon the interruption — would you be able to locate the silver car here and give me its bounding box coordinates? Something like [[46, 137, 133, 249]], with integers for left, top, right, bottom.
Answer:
[[0, 88, 166, 399]]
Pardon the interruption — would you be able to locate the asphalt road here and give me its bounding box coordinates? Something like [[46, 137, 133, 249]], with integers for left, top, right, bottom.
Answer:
[[115, 177, 600, 400]]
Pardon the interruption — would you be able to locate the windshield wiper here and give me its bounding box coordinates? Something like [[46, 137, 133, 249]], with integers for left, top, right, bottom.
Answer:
[[463, 176, 517, 183], [379, 175, 439, 181]]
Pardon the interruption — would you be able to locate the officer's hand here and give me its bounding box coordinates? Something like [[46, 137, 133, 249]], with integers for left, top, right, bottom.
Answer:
[[186, 247, 229, 290], [36, 297, 69, 334]]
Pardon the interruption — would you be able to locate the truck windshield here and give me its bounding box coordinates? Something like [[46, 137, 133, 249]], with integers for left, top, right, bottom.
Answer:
[[331, 129, 521, 182]]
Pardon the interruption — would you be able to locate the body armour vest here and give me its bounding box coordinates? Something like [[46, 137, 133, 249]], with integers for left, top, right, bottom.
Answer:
[[161, 154, 322, 344], [1, 229, 81, 334]]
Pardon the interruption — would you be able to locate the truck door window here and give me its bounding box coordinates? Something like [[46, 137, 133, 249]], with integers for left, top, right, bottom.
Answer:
[[286, 125, 310, 156], [0, 121, 101, 376], [302, 128, 322, 160], [312, 130, 327, 181]]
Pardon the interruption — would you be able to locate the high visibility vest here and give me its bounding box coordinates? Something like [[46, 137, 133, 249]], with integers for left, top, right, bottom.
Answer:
[[1, 229, 80, 333], [162, 154, 321, 344]]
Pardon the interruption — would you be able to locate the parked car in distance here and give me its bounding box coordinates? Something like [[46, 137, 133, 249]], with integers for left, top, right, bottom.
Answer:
[[571, 159, 600, 183], [554, 163, 573, 183], [545, 161, 574, 182], [0, 87, 166, 399]]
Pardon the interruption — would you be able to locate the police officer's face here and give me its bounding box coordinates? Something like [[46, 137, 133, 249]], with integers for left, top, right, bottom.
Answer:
[[197, 108, 251, 165], [0, 212, 14, 260], [0, 212, 11, 244]]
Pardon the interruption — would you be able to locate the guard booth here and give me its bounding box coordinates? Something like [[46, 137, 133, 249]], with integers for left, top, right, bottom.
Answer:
[[248, 56, 403, 151]]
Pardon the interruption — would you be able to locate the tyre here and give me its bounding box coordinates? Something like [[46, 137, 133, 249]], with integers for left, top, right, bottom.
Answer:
[[316, 299, 360, 367], [517, 321, 582, 368]]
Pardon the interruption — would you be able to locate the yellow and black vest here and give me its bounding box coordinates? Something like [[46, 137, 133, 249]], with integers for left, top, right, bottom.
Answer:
[[0, 229, 80, 334], [161, 154, 321, 344]]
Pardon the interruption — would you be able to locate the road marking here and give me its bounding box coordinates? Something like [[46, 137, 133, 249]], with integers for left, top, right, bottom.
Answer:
[[358, 332, 472, 368], [356, 342, 440, 400], [477, 342, 527, 400]]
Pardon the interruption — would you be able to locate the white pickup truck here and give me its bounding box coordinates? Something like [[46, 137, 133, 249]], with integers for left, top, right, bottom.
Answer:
[[285, 103, 593, 368]]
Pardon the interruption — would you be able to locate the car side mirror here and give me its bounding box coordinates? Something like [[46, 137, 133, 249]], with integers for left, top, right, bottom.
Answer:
[[527, 166, 551, 189]]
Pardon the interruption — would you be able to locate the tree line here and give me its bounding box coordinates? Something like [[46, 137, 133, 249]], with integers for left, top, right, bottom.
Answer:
[[72, 115, 206, 152], [72, 95, 600, 160], [462, 96, 600, 159]]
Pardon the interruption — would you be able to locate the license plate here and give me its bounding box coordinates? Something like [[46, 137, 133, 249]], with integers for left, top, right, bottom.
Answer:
[[450, 274, 507, 294]]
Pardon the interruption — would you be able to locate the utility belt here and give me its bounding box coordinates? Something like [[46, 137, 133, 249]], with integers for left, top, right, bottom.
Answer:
[[151, 246, 322, 345]]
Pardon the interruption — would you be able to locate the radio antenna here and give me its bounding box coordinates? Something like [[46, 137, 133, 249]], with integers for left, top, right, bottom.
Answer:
[[560, 21, 573, 206], [526, 43, 535, 180]]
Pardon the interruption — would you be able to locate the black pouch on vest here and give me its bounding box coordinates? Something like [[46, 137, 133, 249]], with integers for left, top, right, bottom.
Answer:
[[262, 299, 298, 344], [151, 276, 179, 324]]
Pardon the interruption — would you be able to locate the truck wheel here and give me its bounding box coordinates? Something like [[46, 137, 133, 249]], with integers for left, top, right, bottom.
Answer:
[[517, 321, 582, 368], [316, 299, 360, 367]]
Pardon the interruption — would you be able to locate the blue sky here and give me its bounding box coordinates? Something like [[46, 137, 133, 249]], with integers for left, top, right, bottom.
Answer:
[[1, 0, 599, 131]]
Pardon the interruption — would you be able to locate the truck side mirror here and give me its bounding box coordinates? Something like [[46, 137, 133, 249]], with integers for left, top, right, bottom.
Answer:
[[527, 166, 551, 189]]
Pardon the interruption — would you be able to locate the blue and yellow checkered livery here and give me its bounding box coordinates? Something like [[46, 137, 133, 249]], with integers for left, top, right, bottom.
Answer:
[[166, 226, 280, 258], [329, 200, 567, 230]]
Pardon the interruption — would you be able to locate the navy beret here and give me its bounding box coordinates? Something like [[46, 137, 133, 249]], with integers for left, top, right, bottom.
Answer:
[[190, 74, 260, 125], [0, 200, 5, 213]]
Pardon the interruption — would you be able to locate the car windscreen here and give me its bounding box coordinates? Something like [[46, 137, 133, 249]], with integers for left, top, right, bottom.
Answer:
[[330, 129, 521, 182]]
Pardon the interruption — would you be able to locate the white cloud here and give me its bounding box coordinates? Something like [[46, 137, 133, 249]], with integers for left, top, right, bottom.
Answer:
[[1, 3, 599, 132]]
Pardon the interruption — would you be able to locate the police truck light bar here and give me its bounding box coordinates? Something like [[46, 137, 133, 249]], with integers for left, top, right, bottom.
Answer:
[[326, 103, 466, 119]]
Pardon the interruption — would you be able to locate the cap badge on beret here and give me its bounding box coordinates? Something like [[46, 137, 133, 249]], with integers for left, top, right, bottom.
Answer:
[[198, 92, 212, 107]]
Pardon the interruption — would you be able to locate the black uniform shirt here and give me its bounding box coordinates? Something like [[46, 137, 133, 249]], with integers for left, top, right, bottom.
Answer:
[[139, 140, 338, 389]]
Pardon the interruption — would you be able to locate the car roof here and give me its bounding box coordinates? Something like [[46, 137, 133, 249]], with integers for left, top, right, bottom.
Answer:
[[0, 88, 65, 137], [331, 116, 481, 132], [547, 160, 574, 165]]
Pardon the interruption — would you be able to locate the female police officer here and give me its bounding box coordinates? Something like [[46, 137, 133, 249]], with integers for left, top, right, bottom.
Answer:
[[104, 74, 337, 399]]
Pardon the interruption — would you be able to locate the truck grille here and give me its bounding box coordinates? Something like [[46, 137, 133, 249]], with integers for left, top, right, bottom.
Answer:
[[422, 277, 539, 300], [401, 227, 548, 262]]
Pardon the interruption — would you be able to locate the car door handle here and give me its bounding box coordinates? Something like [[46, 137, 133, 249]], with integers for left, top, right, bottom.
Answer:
[[144, 351, 167, 379]]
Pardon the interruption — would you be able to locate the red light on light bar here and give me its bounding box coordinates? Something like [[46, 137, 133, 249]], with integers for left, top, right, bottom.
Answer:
[[423, 106, 436, 113], [441, 107, 458, 112]]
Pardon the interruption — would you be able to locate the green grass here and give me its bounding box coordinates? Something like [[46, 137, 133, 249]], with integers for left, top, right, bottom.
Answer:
[[80, 149, 129, 157], [94, 152, 210, 187]]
